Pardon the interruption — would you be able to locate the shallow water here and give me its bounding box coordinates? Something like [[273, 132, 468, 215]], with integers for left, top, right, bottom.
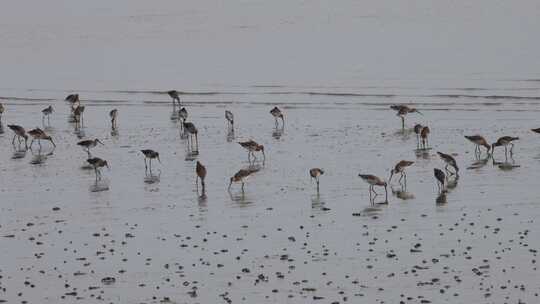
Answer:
[[2, 1, 540, 303]]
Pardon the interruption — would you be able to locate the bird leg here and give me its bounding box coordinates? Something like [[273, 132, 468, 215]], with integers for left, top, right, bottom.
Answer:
[[144, 158, 148, 172], [195, 134, 199, 151], [510, 143, 514, 155], [12, 134, 16, 145], [241, 182, 245, 193], [401, 116, 405, 130]]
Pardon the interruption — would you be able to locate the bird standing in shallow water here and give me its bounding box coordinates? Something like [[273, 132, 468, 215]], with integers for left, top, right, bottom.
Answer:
[[465, 135, 490, 156], [28, 128, 55, 149], [270, 107, 284, 128], [390, 104, 422, 129], [434, 168, 446, 193], [8, 125, 28, 148], [225, 110, 234, 128], [358, 174, 388, 204], [388, 160, 414, 185], [42, 106, 53, 125], [167, 90, 180, 107], [87, 157, 109, 183], [109, 109, 118, 130], [183, 122, 199, 152], [437, 152, 459, 176], [309, 168, 324, 193], [228, 168, 259, 192], [196, 161, 207, 194], [420, 126, 430, 149], [73, 105, 85, 125], [238, 140, 265, 162], [413, 124, 423, 148], [492, 136, 519, 156], [141, 149, 160, 174], [77, 138, 104, 159]]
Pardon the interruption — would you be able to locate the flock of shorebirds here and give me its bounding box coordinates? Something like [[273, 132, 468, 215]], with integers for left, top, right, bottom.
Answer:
[[0, 93, 538, 204]]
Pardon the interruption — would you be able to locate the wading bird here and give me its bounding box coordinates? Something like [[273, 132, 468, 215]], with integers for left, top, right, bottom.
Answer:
[[8, 124, 28, 148], [87, 157, 109, 183], [465, 135, 490, 155], [109, 109, 118, 129], [42, 106, 53, 125], [228, 168, 259, 192], [225, 110, 234, 128], [270, 106, 284, 128], [388, 160, 414, 185], [141, 149, 160, 173], [390, 104, 423, 129], [358, 174, 388, 203], [73, 105, 85, 124], [167, 90, 180, 107], [238, 140, 265, 162], [414, 124, 423, 148], [183, 122, 199, 151], [420, 126, 430, 149], [492, 136, 519, 156], [28, 128, 55, 149], [309, 168, 324, 192], [77, 138, 104, 158], [434, 168, 446, 193], [437, 152, 459, 176], [196, 161, 207, 193]]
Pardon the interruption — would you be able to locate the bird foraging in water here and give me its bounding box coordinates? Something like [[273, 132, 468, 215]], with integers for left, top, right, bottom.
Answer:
[[8, 124, 28, 148], [465, 135, 490, 155], [434, 168, 446, 193], [87, 157, 109, 183], [28, 128, 55, 149], [109, 109, 118, 129], [228, 168, 259, 192], [238, 140, 265, 162], [492, 136, 519, 156], [196, 161, 207, 193], [225, 110, 234, 128], [413, 124, 423, 148], [167, 90, 180, 107], [270, 106, 284, 128], [141, 149, 160, 173], [388, 160, 414, 185], [309, 168, 324, 192], [358, 174, 388, 203], [41, 105, 53, 124], [420, 126, 430, 149], [390, 104, 422, 129], [77, 138, 104, 159], [183, 122, 199, 152], [437, 152, 459, 176]]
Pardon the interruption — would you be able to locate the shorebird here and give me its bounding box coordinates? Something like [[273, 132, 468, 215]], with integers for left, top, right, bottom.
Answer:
[[270, 106, 284, 127], [141, 149, 160, 173], [358, 174, 388, 203], [434, 168, 446, 193], [167, 90, 180, 107], [109, 109, 118, 129], [309, 168, 324, 192], [42, 105, 53, 124], [390, 104, 422, 129], [28, 128, 55, 149], [437, 152, 459, 176], [183, 122, 199, 151], [420, 126, 430, 149], [65, 94, 79, 104], [413, 124, 423, 148], [87, 157, 109, 183], [388, 160, 414, 185], [228, 168, 259, 192], [7, 124, 28, 147], [465, 135, 490, 155], [73, 105, 85, 124], [225, 110, 234, 128], [238, 140, 265, 162], [532, 128, 540, 134], [196, 161, 207, 193], [77, 138, 104, 158], [492, 136, 519, 156]]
